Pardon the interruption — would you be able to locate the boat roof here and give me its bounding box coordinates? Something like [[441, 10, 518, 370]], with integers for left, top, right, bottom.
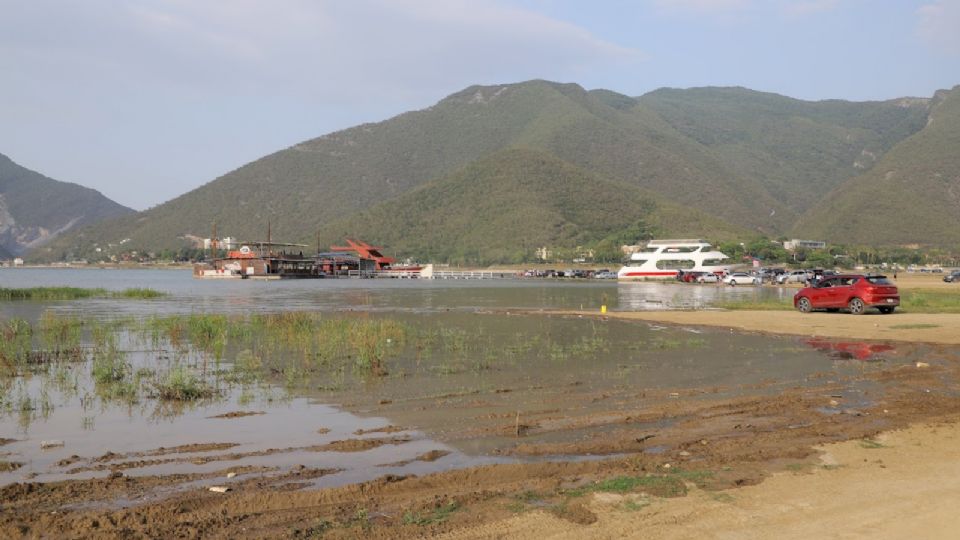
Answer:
[[646, 239, 711, 245]]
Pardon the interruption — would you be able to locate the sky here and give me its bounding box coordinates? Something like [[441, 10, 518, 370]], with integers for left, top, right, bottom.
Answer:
[[1, 0, 958, 210]]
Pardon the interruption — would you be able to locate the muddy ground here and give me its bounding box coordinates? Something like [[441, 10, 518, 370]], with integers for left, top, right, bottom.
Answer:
[[4, 305, 960, 538]]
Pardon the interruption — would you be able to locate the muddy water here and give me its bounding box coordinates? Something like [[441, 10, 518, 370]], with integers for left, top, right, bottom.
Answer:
[[0, 269, 939, 500]]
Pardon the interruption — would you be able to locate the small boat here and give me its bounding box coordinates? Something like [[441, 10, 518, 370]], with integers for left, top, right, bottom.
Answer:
[[617, 239, 731, 280]]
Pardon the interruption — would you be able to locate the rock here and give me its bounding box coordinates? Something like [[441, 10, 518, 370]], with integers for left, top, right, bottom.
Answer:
[[679, 451, 691, 457], [209, 486, 230, 493], [40, 440, 64, 449], [829, 399, 839, 407], [226, 472, 237, 479], [916, 362, 930, 368]]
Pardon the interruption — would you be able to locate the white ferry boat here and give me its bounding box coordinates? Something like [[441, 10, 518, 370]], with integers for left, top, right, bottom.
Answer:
[[617, 239, 731, 280]]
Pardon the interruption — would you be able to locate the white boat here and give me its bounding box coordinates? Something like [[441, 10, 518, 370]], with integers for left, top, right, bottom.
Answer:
[[617, 239, 731, 280]]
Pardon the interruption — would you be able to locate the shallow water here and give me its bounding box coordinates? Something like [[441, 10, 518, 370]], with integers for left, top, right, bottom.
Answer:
[[0, 267, 790, 318], [0, 268, 940, 492]]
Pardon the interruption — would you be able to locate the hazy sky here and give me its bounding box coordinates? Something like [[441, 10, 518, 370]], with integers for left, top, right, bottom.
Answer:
[[2, 0, 958, 210]]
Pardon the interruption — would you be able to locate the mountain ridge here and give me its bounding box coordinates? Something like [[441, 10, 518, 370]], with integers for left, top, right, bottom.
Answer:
[[0, 153, 134, 257], [29, 80, 959, 262]]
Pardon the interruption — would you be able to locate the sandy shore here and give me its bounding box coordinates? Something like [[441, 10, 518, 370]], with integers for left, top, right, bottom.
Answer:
[[439, 418, 960, 540], [563, 309, 960, 345]]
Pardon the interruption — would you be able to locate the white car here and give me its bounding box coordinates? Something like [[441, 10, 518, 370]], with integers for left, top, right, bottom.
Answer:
[[696, 273, 720, 283], [723, 272, 759, 286], [778, 270, 811, 284]]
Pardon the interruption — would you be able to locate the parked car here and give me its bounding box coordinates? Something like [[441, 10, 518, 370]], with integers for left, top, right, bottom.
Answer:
[[594, 271, 618, 279], [723, 272, 759, 286], [944, 270, 960, 283], [678, 270, 706, 283], [793, 274, 899, 315], [759, 268, 785, 283], [697, 273, 721, 284], [778, 270, 812, 284]]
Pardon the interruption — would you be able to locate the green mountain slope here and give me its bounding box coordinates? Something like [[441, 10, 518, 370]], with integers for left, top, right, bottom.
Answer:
[[0, 153, 134, 256], [794, 86, 960, 245], [315, 148, 747, 264], [32, 80, 953, 262], [640, 87, 929, 214]]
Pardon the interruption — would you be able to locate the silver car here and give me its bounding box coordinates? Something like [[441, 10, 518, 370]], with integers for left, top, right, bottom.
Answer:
[[778, 270, 811, 284], [723, 272, 759, 286]]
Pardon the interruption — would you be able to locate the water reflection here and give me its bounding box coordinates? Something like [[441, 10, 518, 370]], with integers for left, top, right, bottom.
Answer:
[[615, 281, 794, 311], [805, 338, 896, 361]]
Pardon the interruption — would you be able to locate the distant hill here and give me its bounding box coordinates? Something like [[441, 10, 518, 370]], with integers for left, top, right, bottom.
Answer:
[[32, 80, 955, 262], [0, 243, 12, 260], [640, 87, 929, 217], [794, 86, 960, 245], [0, 153, 134, 256], [316, 148, 748, 264]]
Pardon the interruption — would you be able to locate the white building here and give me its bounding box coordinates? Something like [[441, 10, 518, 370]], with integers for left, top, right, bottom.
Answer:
[[784, 239, 826, 250]]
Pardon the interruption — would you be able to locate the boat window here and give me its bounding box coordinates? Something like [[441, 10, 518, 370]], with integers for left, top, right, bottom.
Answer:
[[698, 245, 713, 252], [702, 258, 729, 266], [656, 259, 696, 270], [664, 246, 699, 253], [626, 260, 648, 267], [639, 246, 659, 253]]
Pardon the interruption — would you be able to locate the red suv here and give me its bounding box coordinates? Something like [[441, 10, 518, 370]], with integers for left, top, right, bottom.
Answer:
[[793, 274, 899, 315]]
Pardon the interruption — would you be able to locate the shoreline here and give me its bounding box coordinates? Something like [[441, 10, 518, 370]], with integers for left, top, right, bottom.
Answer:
[[547, 308, 960, 346]]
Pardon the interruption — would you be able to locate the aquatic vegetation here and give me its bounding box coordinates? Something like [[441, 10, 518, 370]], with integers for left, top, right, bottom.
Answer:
[[111, 288, 166, 299], [0, 287, 165, 301], [152, 366, 216, 401], [0, 287, 106, 300], [0, 318, 32, 366]]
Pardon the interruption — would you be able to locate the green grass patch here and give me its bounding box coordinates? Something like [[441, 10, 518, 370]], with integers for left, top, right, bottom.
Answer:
[[898, 290, 960, 313], [713, 298, 793, 311], [566, 470, 713, 498], [889, 323, 940, 330], [402, 502, 460, 526], [0, 287, 165, 301]]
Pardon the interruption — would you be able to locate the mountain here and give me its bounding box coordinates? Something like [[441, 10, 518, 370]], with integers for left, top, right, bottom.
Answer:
[[794, 86, 960, 245], [0, 153, 134, 256], [32, 80, 953, 262], [640, 87, 929, 218], [315, 148, 748, 264]]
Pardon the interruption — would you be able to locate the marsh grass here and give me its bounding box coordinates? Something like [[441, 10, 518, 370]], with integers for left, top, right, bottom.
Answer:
[[152, 366, 216, 401], [0, 287, 105, 300], [0, 287, 165, 301], [565, 469, 713, 498], [111, 288, 166, 299], [402, 502, 460, 526]]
